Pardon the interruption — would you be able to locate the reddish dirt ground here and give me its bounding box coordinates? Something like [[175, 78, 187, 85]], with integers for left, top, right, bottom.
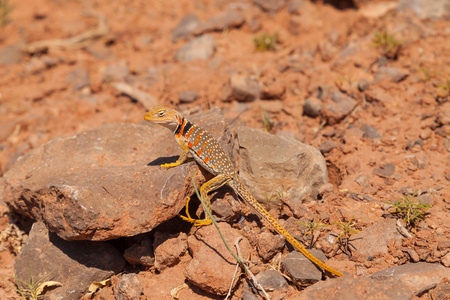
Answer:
[[0, 0, 449, 299]]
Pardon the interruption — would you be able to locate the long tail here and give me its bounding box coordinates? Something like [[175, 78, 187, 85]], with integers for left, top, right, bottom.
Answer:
[[229, 179, 344, 277]]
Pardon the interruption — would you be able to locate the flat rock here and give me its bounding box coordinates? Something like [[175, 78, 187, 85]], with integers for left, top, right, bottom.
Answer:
[[194, 10, 245, 35], [2, 108, 231, 241], [256, 269, 289, 291], [397, 0, 450, 19], [292, 263, 449, 299], [174, 35, 216, 62], [123, 238, 154, 266], [371, 263, 450, 294], [351, 218, 403, 258], [172, 14, 200, 42], [236, 127, 328, 203], [374, 67, 409, 83], [185, 222, 253, 295], [224, 74, 261, 102], [178, 90, 199, 103], [14, 222, 125, 300], [372, 163, 395, 178], [66, 68, 90, 91], [360, 124, 382, 140], [282, 249, 327, 282], [321, 91, 358, 125], [254, 0, 287, 13]]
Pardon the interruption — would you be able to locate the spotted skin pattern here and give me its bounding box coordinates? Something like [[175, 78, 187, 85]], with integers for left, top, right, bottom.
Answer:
[[144, 105, 344, 277]]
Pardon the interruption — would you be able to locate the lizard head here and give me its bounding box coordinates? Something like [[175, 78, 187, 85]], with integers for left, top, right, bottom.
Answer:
[[144, 105, 182, 132]]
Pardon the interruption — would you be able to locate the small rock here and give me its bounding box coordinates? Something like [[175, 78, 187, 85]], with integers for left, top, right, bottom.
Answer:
[[175, 35, 216, 62], [411, 151, 428, 169], [123, 239, 154, 267], [66, 68, 90, 91], [372, 163, 395, 178], [354, 174, 369, 187], [321, 91, 358, 125], [85, 43, 114, 60], [287, 0, 305, 14], [303, 97, 322, 118], [15, 222, 125, 300], [0, 44, 22, 66], [185, 222, 253, 295], [404, 249, 420, 262], [172, 14, 200, 42], [352, 218, 403, 258], [193, 10, 245, 35], [210, 194, 240, 222], [256, 231, 285, 261], [319, 140, 336, 154], [360, 124, 382, 141], [282, 250, 326, 282], [254, 0, 287, 13], [358, 78, 370, 91], [348, 192, 375, 201], [178, 90, 199, 103], [397, 0, 450, 19], [103, 62, 130, 82], [405, 138, 423, 150], [153, 232, 188, 271], [418, 193, 434, 206], [255, 269, 289, 291], [115, 274, 143, 300], [365, 88, 392, 104], [374, 67, 409, 83], [224, 74, 261, 102]]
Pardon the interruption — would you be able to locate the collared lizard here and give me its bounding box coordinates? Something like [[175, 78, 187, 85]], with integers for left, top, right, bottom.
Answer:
[[144, 105, 344, 277]]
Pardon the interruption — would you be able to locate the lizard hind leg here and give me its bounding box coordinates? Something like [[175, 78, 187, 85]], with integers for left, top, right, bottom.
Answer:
[[179, 173, 232, 227]]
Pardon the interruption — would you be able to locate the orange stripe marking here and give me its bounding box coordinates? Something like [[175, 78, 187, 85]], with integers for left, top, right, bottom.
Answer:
[[204, 157, 209, 163], [188, 141, 193, 148], [196, 150, 202, 156], [177, 119, 186, 139]]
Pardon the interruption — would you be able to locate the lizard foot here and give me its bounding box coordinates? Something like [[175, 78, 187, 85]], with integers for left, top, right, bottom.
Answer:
[[178, 197, 212, 226]]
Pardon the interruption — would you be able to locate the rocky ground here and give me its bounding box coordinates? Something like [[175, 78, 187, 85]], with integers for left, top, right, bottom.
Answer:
[[0, 0, 449, 299]]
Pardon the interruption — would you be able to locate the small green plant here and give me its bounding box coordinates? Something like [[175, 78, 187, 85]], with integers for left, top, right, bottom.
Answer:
[[372, 29, 402, 59], [333, 216, 360, 255], [262, 187, 285, 206], [437, 78, 450, 98], [418, 67, 438, 82], [0, 0, 13, 28], [384, 192, 431, 228], [1, 271, 61, 300], [261, 108, 274, 133], [297, 216, 330, 248], [253, 32, 279, 51]]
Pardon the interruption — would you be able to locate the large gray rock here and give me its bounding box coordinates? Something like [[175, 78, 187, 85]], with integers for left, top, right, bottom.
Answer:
[[14, 222, 125, 300], [193, 10, 245, 35], [236, 127, 328, 203], [397, 0, 450, 19], [2, 108, 231, 241]]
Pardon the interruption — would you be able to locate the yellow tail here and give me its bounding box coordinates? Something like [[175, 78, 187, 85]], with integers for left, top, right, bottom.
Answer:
[[229, 179, 344, 277]]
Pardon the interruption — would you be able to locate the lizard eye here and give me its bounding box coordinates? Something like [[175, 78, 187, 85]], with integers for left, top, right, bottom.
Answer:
[[157, 110, 165, 117]]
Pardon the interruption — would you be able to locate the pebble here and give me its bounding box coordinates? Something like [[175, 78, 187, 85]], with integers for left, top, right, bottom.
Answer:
[[303, 97, 322, 118], [372, 163, 395, 178], [172, 14, 200, 42], [360, 124, 382, 141], [115, 274, 144, 300], [178, 90, 199, 103], [174, 35, 216, 62]]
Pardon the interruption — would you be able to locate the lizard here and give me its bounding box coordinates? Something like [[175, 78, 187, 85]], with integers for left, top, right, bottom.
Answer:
[[144, 105, 344, 277]]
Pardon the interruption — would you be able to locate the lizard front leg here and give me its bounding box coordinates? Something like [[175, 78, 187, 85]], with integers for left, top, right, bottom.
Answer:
[[179, 173, 232, 226], [160, 139, 193, 168]]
